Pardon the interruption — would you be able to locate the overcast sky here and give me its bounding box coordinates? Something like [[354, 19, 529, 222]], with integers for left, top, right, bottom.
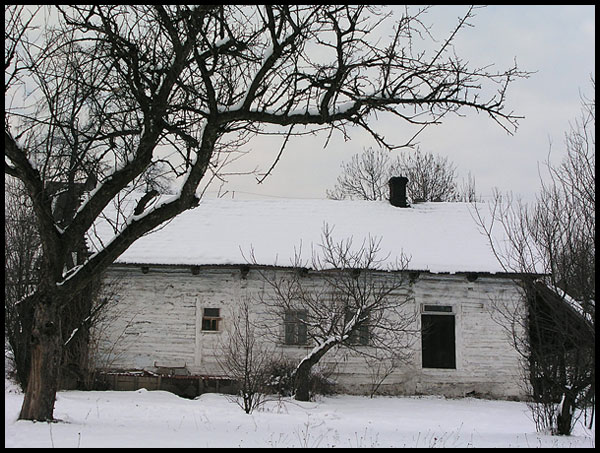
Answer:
[[206, 5, 595, 202]]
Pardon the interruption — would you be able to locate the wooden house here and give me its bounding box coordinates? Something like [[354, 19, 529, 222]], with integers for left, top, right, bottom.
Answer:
[[92, 178, 535, 399]]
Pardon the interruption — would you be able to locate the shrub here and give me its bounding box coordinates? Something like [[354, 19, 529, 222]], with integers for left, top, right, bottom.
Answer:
[[265, 358, 336, 399]]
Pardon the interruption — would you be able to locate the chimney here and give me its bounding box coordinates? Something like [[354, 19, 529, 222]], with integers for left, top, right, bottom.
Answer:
[[388, 176, 409, 208]]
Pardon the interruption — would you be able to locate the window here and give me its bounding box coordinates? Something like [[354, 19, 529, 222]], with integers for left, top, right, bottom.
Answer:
[[284, 310, 308, 345], [344, 310, 370, 346], [421, 305, 456, 369], [202, 307, 221, 331], [422, 304, 453, 313]]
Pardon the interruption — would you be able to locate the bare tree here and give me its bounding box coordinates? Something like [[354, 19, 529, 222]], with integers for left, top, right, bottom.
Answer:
[[363, 347, 403, 398], [217, 300, 274, 414], [327, 147, 478, 202], [487, 279, 594, 435], [5, 177, 119, 392], [5, 5, 528, 421], [326, 147, 394, 201], [473, 78, 595, 435], [5, 10, 112, 391], [251, 225, 416, 401], [398, 149, 476, 202], [5, 177, 41, 389]]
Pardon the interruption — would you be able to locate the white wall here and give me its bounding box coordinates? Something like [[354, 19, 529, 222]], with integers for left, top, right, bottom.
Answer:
[[96, 265, 527, 399]]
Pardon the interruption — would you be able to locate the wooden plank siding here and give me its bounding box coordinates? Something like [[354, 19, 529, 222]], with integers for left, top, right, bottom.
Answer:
[[95, 265, 527, 400]]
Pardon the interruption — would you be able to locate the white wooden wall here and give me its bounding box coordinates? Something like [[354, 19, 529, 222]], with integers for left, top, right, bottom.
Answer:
[[96, 265, 527, 399]]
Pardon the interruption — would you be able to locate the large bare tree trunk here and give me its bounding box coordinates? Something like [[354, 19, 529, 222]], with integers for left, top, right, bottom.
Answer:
[[19, 296, 63, 421]]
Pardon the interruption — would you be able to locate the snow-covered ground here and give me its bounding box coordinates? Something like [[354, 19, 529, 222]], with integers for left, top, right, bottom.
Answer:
[[5, 380, 594, 448]]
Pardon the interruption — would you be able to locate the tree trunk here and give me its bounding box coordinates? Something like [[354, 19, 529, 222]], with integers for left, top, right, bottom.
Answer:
[[556, 391, 575, 435], [294, 360, 313, 402], [293, 341, 337, 402], [18, 297, 63, 421]]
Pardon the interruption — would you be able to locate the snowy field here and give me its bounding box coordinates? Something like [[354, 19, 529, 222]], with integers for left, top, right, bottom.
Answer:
[[5, 380, 595, 448]]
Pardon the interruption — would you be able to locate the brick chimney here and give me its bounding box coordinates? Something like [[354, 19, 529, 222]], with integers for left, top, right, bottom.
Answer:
[[388, 176, 409, 208]]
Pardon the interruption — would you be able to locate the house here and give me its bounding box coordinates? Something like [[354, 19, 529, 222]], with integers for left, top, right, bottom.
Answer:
[[91, 178, 535, 399]]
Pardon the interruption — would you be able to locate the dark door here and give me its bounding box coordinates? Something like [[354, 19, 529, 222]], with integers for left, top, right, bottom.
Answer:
[[421, 314, 456, 369]]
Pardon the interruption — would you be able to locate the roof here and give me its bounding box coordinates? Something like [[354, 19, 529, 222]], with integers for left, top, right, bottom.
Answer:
[[532, 280, 595, 332], [89, 197, 516, 274]]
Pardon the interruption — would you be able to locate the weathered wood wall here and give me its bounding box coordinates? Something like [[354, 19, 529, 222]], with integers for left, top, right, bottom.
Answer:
[[95, 265, 527, 399]]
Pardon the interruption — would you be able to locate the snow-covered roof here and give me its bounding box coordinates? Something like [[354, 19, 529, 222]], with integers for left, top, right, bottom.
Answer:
[[534, 281, 595, 328], [89, 197, 519, 274]]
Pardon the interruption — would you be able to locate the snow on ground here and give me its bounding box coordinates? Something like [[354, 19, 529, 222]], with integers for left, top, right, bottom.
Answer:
[[5, 383, 594, 448]]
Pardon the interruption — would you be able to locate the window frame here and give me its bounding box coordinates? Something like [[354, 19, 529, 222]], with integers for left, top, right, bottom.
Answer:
[[201, 307, 222, 332], [283, 309, 308, 345]]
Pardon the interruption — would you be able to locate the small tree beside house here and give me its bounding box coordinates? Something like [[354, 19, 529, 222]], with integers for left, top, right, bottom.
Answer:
[[473, 80, 594, 435], [251, 224, 417, 401], [216, 299, 274, 414]]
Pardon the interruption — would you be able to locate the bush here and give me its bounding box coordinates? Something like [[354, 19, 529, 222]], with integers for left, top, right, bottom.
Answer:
[[265, 358, 336, 399], [265, 359, 296, 396]]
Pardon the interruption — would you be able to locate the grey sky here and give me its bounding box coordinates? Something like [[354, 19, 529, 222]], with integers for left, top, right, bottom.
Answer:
[[207, 5, 595, 202]]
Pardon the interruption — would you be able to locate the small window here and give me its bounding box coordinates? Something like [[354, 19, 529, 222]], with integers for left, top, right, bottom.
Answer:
[[344, 310, 369, 346], [422, 304, 453, 313], [284, 310, 308, 345], [421, 313, 456, 369], [202, 307, 221, 331]]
